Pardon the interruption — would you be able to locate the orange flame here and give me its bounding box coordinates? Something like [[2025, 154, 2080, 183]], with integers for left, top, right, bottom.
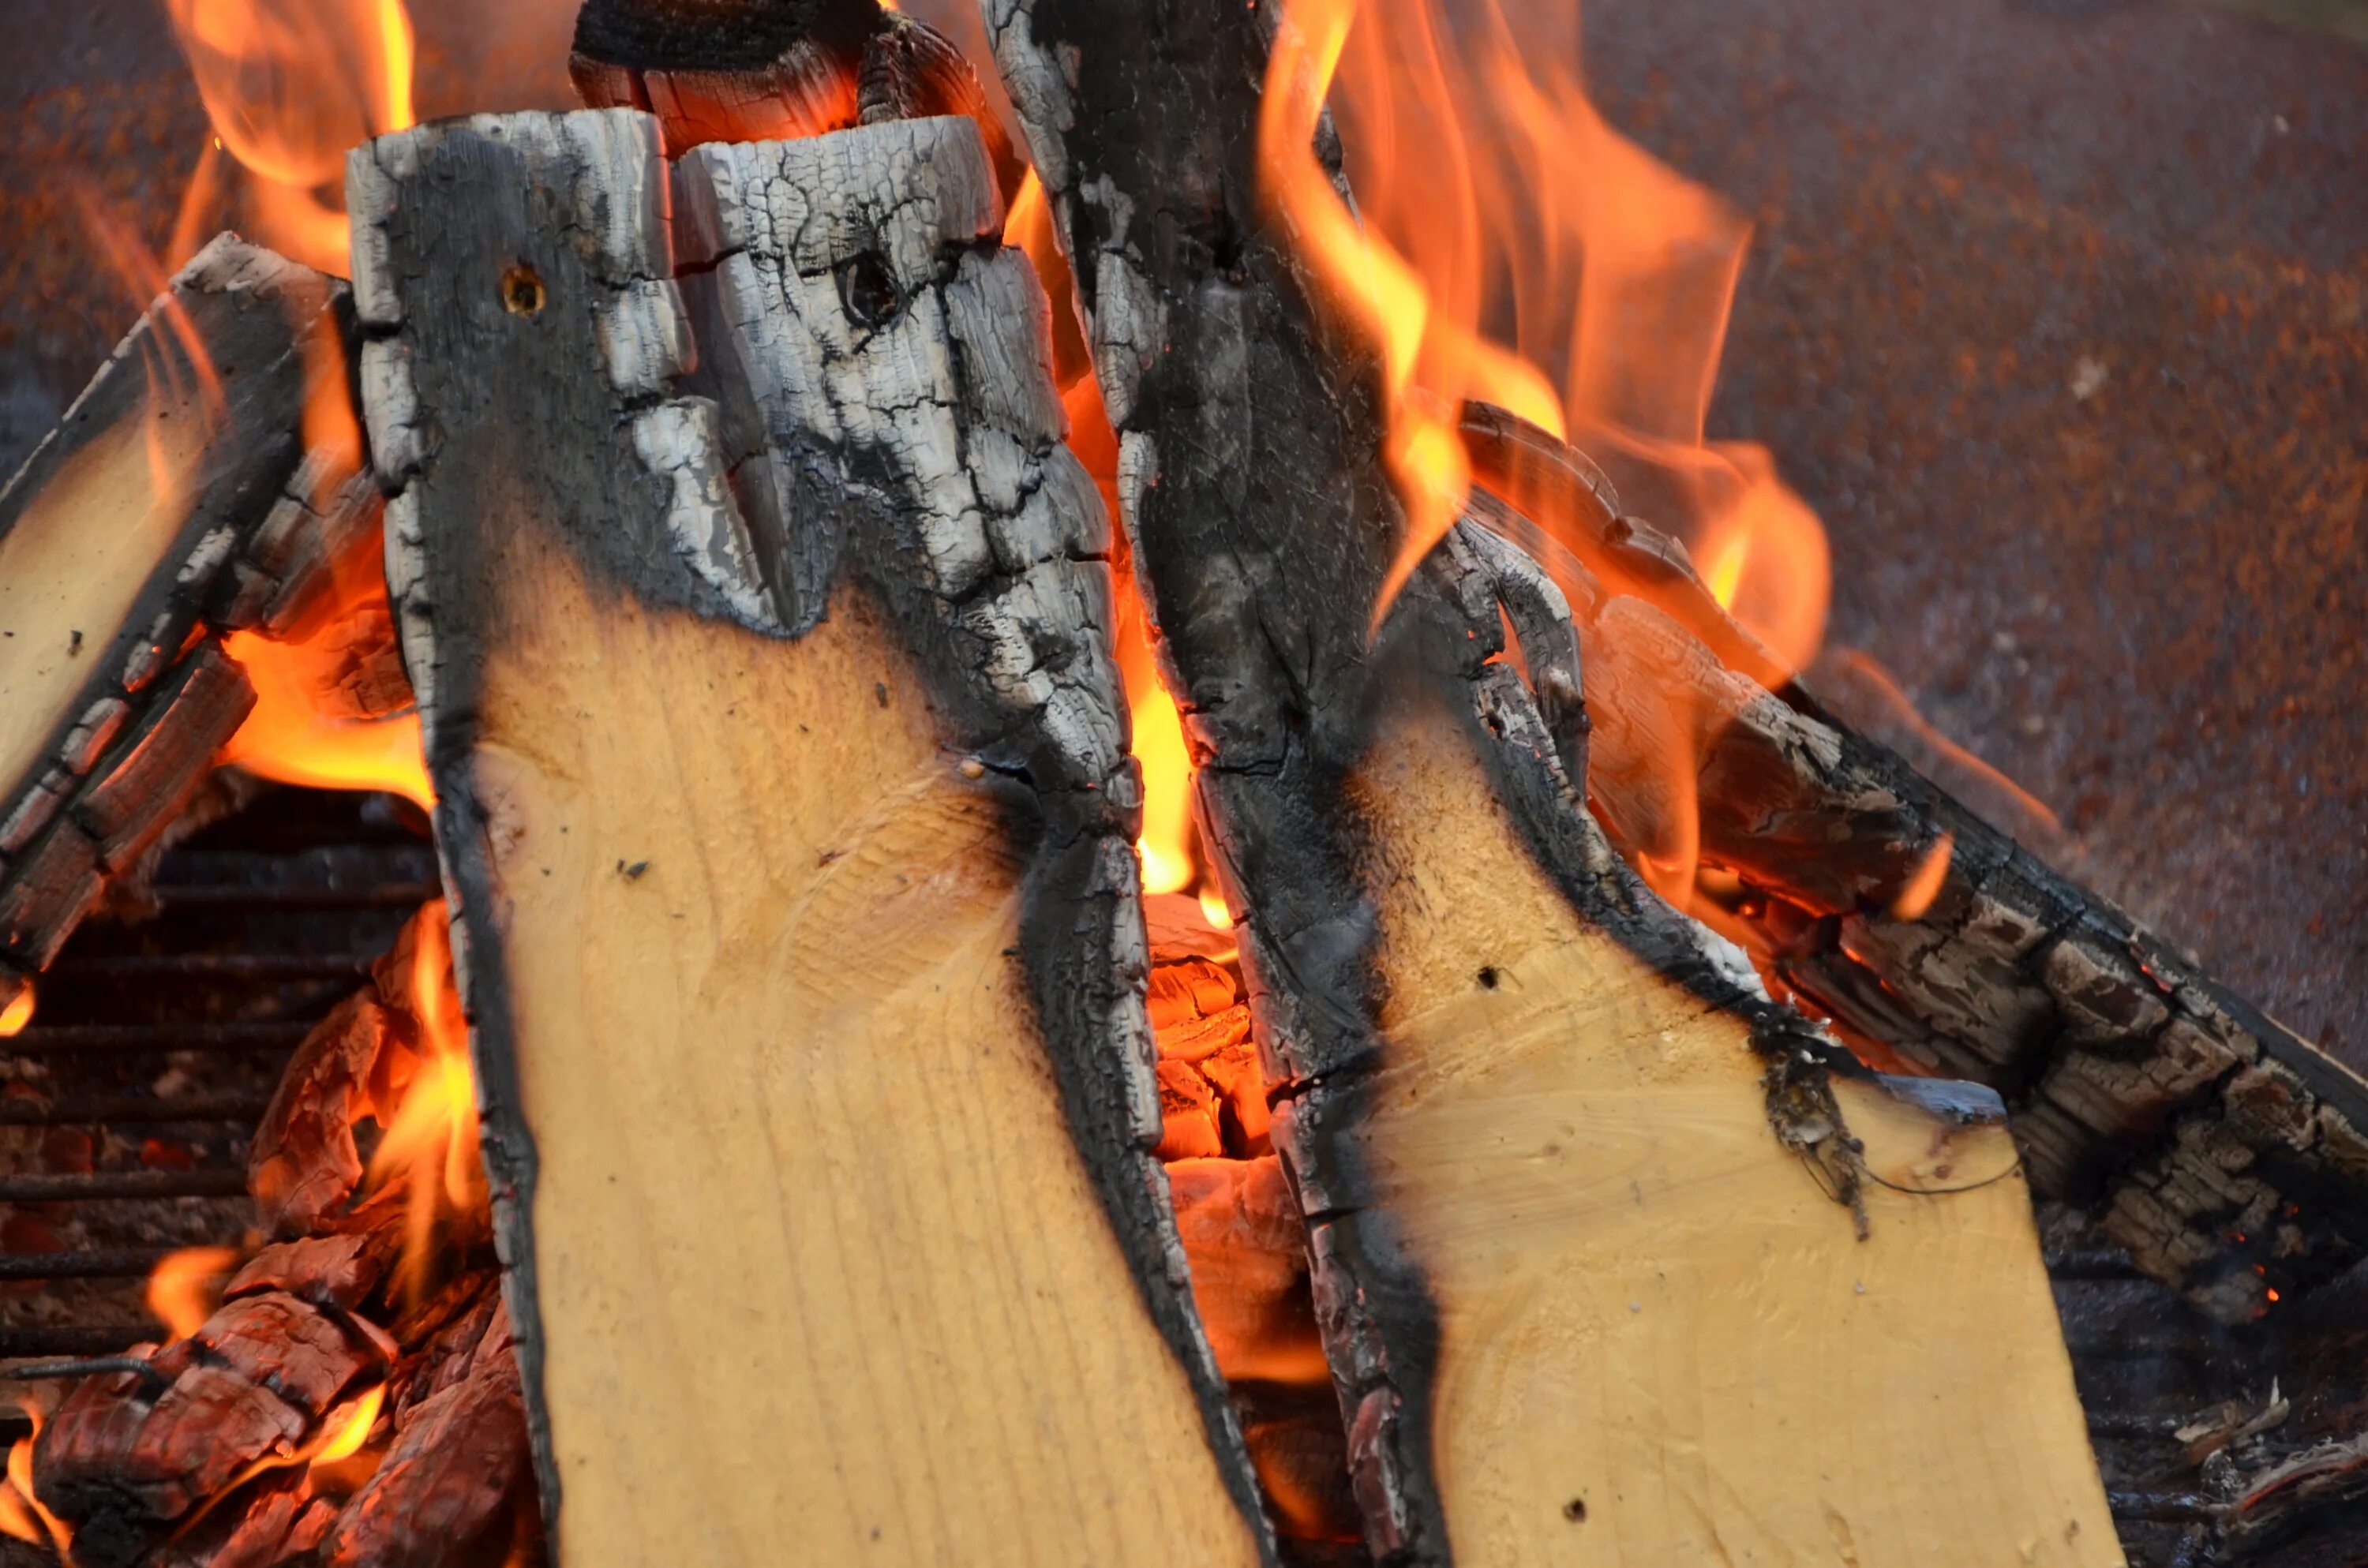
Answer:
[[1889, 833, 1956, 922], [2, 1409, 69, 1559], [1248, 0, 1843, 910], [1293, 0, 1829, 667], [0, 986, 31, 1038], [365, 900, 481, 1304], [218, 615, 432, 810], [309, 1383, 387, 1468], [147, 1246, 243, 1342], [162, 0, 417, 271]]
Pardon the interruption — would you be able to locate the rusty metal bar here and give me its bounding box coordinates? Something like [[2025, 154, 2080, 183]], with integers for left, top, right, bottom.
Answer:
[[0, 1169, 249, 1202], [0, 1021, 314, 1055]]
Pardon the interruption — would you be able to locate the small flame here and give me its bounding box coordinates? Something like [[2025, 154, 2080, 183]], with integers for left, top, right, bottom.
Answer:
[[365, 901, 481, 1304], [1197, 886, 1235, 932], [309, 1383, 387, 1468], [218, 620, 432, 809], [1888, 833, 1955, 922], [0, 986, 31, 1038], [3, 1409, 69, 1559], [1121, 638, 1197, 897], [162, 0, 417, 271], [147, 1246, 242, 1342]]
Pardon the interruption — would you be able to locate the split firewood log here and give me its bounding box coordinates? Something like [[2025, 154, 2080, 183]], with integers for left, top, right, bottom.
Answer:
[[568, 0, 1021, 193], [1462, 401, 2368, 1324], [980, 2, 2119, 1563], [352, 105, 1272, 1564], [0, 234, 381, 1020]]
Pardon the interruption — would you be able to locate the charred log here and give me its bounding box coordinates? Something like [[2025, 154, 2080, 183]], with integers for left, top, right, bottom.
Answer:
[[0, 235, 380, 1014], [1462, 403, 2368, 1325]]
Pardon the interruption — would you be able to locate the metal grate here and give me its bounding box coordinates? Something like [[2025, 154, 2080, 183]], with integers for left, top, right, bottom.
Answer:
[[0, 785, 435, 1441]]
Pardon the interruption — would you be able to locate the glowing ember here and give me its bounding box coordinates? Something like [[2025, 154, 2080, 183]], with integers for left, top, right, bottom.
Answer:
[[162, 0, 418, 272], [0, 986, 31, 1038], [146, 1245, 243, 1342]]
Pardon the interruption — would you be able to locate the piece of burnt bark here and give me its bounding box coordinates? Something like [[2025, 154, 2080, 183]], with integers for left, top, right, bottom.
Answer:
[[247, 991, 395, 1239], [30, 1290, 388, 1568], [323, 1303, 530, 1568]]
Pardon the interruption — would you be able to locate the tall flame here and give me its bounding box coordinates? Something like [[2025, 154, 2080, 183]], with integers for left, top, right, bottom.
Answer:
[[1268, 0, 1830, 668], [366, 900, 482, 1304], [1253, 0, 1837, 902], [162, 0, 417, 271]]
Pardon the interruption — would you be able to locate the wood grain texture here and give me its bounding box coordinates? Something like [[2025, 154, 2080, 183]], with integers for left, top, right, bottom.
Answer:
[[354, 105, 1267, 1566], [1325, 680, 2116, 1567], [471, 541, 1261, 1567]]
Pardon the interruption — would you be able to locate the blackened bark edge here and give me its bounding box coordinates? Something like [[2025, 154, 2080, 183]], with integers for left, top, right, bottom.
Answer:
[[351, 108, 706, 1530], [354, 106, 1278, 1553]]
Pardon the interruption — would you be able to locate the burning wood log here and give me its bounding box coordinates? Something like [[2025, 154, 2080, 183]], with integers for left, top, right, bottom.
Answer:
[[981, 2, 2118, 1562], [0, 235, 381, 1021], [351, 105, 1272, 1563], [1462, 402, 2368, 1325], [568, 0, 1021, 193]]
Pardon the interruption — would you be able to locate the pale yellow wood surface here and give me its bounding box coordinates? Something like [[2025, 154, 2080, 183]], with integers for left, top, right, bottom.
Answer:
[[1338, 691, 2119, 1568], [459, 520, 1260, 1568], [0, 407, 201, 793]]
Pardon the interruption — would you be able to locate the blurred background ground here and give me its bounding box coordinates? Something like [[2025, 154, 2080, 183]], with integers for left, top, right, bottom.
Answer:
[[4, 0, 2361, 1064]]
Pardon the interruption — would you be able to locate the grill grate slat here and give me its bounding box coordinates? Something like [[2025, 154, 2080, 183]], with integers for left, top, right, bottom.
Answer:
[[0, 786, 435, 1374]]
